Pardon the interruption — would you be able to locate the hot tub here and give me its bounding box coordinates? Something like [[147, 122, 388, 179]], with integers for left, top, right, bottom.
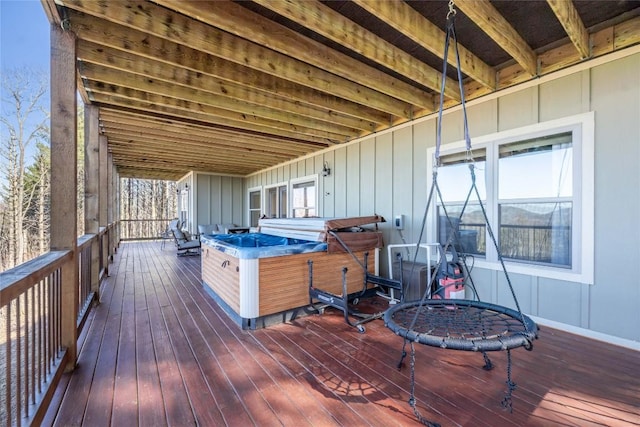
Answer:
[[200, 218, 384, 329], [202, 233, 326, 259]]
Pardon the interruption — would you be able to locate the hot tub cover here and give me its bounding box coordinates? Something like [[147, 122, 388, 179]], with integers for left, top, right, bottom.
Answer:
[[258, 216, 385, 253]]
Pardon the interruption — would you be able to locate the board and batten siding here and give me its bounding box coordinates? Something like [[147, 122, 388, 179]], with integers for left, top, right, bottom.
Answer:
[[243, 52, 640, 344], [178, 172, 244, 234]]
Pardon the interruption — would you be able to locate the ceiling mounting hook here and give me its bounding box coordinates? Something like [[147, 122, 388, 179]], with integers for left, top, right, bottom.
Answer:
[[447, 0, 457, 20], [58, 5, 71, 31]]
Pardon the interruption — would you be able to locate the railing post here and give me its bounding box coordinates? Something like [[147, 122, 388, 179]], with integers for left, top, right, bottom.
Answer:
[[50, 23, 78, 372]]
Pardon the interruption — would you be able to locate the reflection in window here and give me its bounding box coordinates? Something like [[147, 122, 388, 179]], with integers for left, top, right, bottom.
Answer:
[[436, 131, 577, 268], [499, 202, 572, 267], [499, 133, 572, 199]]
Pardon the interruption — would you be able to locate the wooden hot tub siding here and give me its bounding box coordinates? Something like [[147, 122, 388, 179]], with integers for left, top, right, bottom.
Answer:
[[201, 245, 376, 319]]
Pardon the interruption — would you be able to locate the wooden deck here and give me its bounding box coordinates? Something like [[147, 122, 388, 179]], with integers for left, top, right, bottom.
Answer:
[[44, 241, 640, 426]]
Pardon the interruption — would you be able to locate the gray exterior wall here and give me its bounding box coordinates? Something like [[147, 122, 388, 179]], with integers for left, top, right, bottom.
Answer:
[[179, 172, 244, 234], [242, 52, 640, 344]]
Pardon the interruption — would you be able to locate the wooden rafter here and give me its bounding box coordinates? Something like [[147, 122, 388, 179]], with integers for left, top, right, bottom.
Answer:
[[250, 0, 460, 102], [456, 0, 538, 76], [39, 0, 639, 180], [353, 0, 496, 90], [79, 62, 362, 138], [547, 0, 590, 59], [154, 0, 436, 111], [60, 0, 414, 119]]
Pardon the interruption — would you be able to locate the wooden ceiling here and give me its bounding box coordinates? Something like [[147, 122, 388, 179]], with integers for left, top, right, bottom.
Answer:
[[42, 0, 640, 181]]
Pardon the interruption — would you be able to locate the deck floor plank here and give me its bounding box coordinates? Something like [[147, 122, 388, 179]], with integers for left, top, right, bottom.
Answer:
[[156, 259, 256, 425], [135, 244, 169, 427], [45, 241, 640, 427], [144, 245, 199, 426]]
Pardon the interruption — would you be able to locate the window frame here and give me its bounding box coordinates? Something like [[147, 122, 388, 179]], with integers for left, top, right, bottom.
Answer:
[[289, 175, 318, 218], [427, 112, 594, 284], [247, 185, 262, 227], [264, 181, 288, 219]]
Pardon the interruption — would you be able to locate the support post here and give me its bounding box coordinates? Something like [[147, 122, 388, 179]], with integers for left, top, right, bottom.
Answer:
[[107, 153, 114, 260], [99, 134, 109, 275], [50, 23, 78, 372], [84, 104, 100, 300]]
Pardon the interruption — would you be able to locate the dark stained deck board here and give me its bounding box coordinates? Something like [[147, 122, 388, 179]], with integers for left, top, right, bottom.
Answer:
[[45, 241, 640, 427], [142, 244, 198, 426]]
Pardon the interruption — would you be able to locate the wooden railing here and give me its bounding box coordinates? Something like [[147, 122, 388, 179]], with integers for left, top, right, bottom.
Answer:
[[120, 218, 172, 241], [0, 222, 119, 427], [453, 223, 571, 266]]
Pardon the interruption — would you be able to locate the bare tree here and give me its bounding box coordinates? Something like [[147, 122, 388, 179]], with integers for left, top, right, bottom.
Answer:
[[0, 68, 49, 270], [23, 142, 51, 254]]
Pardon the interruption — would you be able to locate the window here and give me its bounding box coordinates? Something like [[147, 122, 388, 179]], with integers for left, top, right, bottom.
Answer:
[[437, 149, 487, 255], [248, 187, 261, 227], [291, 176, 317, 218], [498, 133, 573, 266], [430, 113, 594, 283], [265, 183, 287, 218]]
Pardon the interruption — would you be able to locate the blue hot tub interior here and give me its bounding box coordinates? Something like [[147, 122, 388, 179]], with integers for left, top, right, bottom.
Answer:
[[201, 232, 327, 259]]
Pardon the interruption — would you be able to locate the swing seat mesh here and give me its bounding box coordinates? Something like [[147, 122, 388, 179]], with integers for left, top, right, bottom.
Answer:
[[384, 299, 538, 352]]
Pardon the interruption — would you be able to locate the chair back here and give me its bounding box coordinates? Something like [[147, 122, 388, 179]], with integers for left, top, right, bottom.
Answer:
[[172, 228, 188, 243], [198, 224, 218, 235]]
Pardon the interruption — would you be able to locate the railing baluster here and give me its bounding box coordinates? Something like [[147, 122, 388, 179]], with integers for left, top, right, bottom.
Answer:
[[16, 295, 22, 427], [1, 228, 119, 424], [30, 285, 36, 408], [38, 278, 43, 396], [24, 288, 30, 418], [5, 301, 12, 426]]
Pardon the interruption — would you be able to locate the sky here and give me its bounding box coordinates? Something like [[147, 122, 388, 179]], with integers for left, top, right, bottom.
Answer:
[[1, 0, 51, 166], [1, 0, 50, 71]]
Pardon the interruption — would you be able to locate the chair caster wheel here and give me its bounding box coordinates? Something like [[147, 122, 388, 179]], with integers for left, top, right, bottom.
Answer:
[[357, 325, 365, 333], [353, 298, 360, 305]]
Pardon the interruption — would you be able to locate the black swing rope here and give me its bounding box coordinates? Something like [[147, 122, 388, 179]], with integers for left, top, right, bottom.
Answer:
[[382, 2, 538, 425]]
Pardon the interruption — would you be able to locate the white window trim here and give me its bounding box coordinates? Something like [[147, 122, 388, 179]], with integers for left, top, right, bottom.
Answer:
[[427, 112, 594, 284], [247, 185, 262, 227], [289, 174, 318, 218], [264, 180, 288, 218]]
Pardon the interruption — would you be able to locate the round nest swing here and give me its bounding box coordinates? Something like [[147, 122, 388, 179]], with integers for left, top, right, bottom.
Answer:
[[384, 299, 538, 352]]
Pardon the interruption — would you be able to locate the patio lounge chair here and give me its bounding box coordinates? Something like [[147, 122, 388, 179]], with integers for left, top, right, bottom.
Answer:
[[172, 228, 201, 256], [160, 219, 181, 249]]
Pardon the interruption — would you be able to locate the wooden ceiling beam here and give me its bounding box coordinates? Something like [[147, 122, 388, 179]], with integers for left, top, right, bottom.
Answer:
[[100, 123, 317, 157], [95, 98, 335, 147], [109, 150, 265, 168], [353, 0, 496, 90], [79, 62, 362, 137], [98, 106, 326, 147], [154, 0, 437, 110], [60, 1, 414, 118], [250, 0, 459, 102], [70, 18, 393, 126], [116, 169, 184, 180], [86, 84, 347, 143], [98, 111, 318, 151], [104, 130, 313, 158], [108, 143, 289, 167], [546, 0, 590, 59], [108, 147, 297, 168], [456, 0, 538, 76], [77, 40, 381, 132], [100, 120, 313, 153], [112, 160, 246, 177]]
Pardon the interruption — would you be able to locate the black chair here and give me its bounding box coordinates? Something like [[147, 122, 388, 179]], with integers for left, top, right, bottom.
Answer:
[[171, 228, 201, 256]]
